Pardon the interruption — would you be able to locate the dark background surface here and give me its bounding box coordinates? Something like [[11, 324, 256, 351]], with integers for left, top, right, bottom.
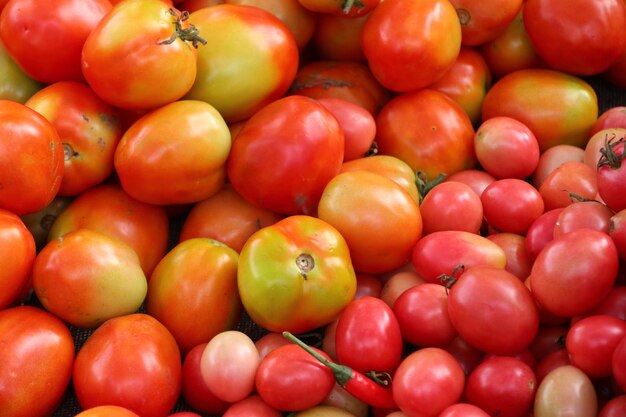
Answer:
[[46, 74, 625, 416]]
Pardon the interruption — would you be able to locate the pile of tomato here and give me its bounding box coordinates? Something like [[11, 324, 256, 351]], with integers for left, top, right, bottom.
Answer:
[[2, 0, 626, 416]]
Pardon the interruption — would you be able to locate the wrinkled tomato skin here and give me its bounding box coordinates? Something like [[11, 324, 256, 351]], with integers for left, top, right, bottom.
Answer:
[[0, 306, 75, 417]]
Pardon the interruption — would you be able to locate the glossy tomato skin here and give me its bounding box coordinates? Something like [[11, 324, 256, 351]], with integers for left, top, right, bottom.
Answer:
[[227, 95, 344, 215], [482, 68, 598, 151], [317, 170, 422, 274], [47, 183, 169, 276], [597, 137, 626, 212], [0, 100, 64, 215], [538, 161, 598, 211], [222, 394, 282, 417], [75, 406, 141, 417], [238, 215, 356, 333], [534, 144, 585, 189], [481, 178, 544, 235], [361, 0, 461, 92], [375, 89, 476, 181], [524, 0, 626, 75], [530, 229, 619, 317], [186, 4, 299, 123], [0, 209, 35, 309], [447, 265, 539, 355], [0, 306, 75, 417], [0, 0, 111, 83], [82, 0, 199, 110], [24, 81, 123, 196], [553, 201, 613, 238], [73, 313, 182, 417], [114, 99, 231, 205], [450, 0, 522, 46], [419, 181, 483, 235], [533, 365, 598, 417], [145, 238, 241, 355], [486, 232, 533, 280]]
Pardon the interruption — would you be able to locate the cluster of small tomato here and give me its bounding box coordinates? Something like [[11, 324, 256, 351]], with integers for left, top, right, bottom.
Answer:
[[2, 0, 626, 416]]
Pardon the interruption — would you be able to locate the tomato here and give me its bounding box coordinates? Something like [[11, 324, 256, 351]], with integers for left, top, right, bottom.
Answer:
[[19, 196, 72, 252], [200, 331, 260, 403], [553, 200, 613, 238], [75, 406, 141, 417], [449, 0, 522, 46], [24, 81, 122, 196], [439, 403, 490, 417], [316, 97, 376, 162], [534, 348, 571, 385], [474, 116, 539, 179], [528, 324, 569, 362], [392, 347, 465, 417], [524, 208, 563, 261], [146, 238, 241, 354], [334, 296, 403, 373], [479, 7, 541, 80], [481, 69, 598, 151], [430, 46, 493, 127], [610, 210, 626, 261], [186, 4, 299, 123], [227, 95, 344, 215], [238, 215, 356, 333], [361, 0, 461, 92], [419, 181, 483, 236], [114, 99, 231, 205], [481, 178, 544, 235], [393, 282, 457, 348], [289, 60, 390, 116], [0, 0, 111, 83], [317, 170, 422, 274], [412, 230, 507, 284], [73, 313, 182, 417], [486, 232, 532, 280], [0, 40, 41, 103], [296, 0, 380, 17], [47, 183, 169, 276], [447, 265, 539, 355], [530, 228, 619, 317], [82, 0, 201, 110], [534, 365, 598, 417], [379, 270, 426, 309], [375, 89, 476, 181], [224, 0, 317, 50], [179, 184, 283, 253], [223, 394, 282, 417], [585, 128, 626, 170], [446, 168, 496, 197], [311, 13, 368, 62], [0, 100, 64, 215], [533, 144, 585, 189], [32, 229, 147, 328], [597, 136, 626, 212], [255, 343, 335, 411], [0, 306, 74, 417], [538, 161, 598, 211], [591, 108, 626, 137], [465, 356, 536, 417], [354, 273, 383, 299], [613, 335, 626, 392], [599, 395, 626, 417], [181, 343, 232, 415], [524, 0, 626, 75], [0, 209, 35, 309], [294, 405, 360, 417], [321, 384, 369, 417], [576, 286, 626, 322]]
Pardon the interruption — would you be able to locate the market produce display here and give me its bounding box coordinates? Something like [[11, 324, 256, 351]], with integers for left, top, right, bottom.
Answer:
[[1, 0, 626, 416]]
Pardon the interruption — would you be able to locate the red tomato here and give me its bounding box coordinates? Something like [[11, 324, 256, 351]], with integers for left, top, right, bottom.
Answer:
[[223, 394, 282, 417], [443, 335, 485, 376], [465, 356, 536, 417], [311, 13, 368, 62], [534, 348, 571, 385], [379, 270, 426, 309], [227, 95, 344, 215], [538, 161, 598, 211], [82, 0, 201, 110], [446, 168, 496, 197], [145, 238, 241, 354], [566, 314, 626, 378], [47, 183, 170, 276], [481, 178, 544, 235], [412, 230, 507, 283], [32, 229, 147, 329], [481, 69, 598, 151], [296, 0, 380, 17], [361, 0, 461, 92], [610, 209, 626, 261], [524, 0, 626, 75], [447, 265, 539, 355], [393, 282, 457, 348], [375, 89, 476, 181], [335, 296, 403, 373], [73, 313, 182, 417], [575, 286, 626, 322], [24, 81, 123, 196], [392, 348, 465, 417], [486, 232, 532, 280], [599, 395, 626, 417], [255, 332, 293, 361], [597, 136, 626, 212], [0, 306, 75, 417], [533, 144, 585, 189], [613, 335, 626, 392], [114, 99, 231, 205], [528, 324, 569, 362], [0, 99, 64, 215], [0, 0, 111, 83], [354, 273, 383, 299], [590, 107, 626, 137], [75, 406, 141, 417], [0, 209, 35, 309], [449, 0, 522, 46], [317, 170, 422, 274], [255, 343, 335, 411], [530, 228, 619, 317], [474, 116, 539, 179], [584, 128, 626, 171], [553, 200, 613, 238], [439, 403, 490, 417], [524, 208, 563, 261], [419, 181, 483, 236]]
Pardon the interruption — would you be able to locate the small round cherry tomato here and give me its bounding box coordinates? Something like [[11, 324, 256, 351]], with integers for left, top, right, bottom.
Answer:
[[419, 180, 483, 235], [481, 178, 544, 234], [0, 209, 35, 309], [534, 365, 598, 417]]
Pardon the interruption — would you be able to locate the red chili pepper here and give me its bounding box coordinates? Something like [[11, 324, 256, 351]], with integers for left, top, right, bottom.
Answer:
[[283, 331, 398, 410]]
